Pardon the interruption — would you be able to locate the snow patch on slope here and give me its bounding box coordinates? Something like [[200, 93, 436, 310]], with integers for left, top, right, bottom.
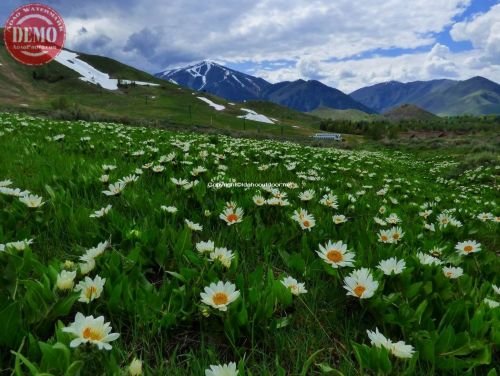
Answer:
[[238, 108, 275, 124], [55, 50, 159, 90], [56, 50, 118, 90], [121, 80, 160, 87], [197, 97, 225, 111]]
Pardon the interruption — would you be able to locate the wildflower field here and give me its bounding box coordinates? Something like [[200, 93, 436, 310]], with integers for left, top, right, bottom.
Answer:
[[0, 113, 498, 375]]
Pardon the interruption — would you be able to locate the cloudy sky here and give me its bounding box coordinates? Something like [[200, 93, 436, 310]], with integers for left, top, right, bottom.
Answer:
[[1, 0, 499, 92]]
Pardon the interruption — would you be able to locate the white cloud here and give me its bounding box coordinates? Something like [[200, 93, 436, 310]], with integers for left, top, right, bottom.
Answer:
[[50, 0, 472, 71], [451, 4, 500, 66], [424, 43, 459, 77], [5, 0, 495, 91], [253, 44, 500, 92]]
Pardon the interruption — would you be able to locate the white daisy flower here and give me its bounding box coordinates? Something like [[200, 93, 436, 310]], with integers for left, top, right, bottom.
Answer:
[[152, 165, 165, 173], [374, 217, 387, 226], [90, 205, 112, 218], [377, 257, 406, 275], [386, 213, 401, 224], [291, 208, 316, 231], [161, 205, 178, 213], [99, 175, 110, 183], [79, 257, 96, 275], [455, 240, 481, 256], [316, 240, 355, 268], [390, 341, 416, 359], [84, 241, 109, 259], [74, 275, 106, 303], [389, 227, 404, 244], [319, 194, 338, 209], [484, 298, 499, 309], [209, 247, 235, 268], [102, 182, 126, 196], [332, 214, 347, 224], [200, 281, 240, 312], [416, 252, 442, 266], [343, 268, 378, 299], [196, 240, 215, 253], [62, 312, 120, 350], [128, 358, 143, 376], [298, 189, 315, 201], [205, 362, 238, 376], [253, 195, 266, 206], [281, 276, 307, 296], [5, 239, 34, 251], [442, 266, 463, 279], [185, 219, 203, 231], [219, 207, 244, 226], [377, 229, 393, 243], [367, 328, 392, 349], [56, 270, 77, 291], [19, 194, 45, 208]]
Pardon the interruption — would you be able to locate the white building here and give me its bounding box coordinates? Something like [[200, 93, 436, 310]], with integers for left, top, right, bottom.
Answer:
[[312, 133, 343, 141]]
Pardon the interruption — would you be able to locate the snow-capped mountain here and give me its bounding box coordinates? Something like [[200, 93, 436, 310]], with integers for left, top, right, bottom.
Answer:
[[156, 61, 376, 113], [155, 61, 270, 101]]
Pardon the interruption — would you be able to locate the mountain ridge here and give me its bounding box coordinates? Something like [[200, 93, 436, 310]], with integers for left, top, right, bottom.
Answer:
[[157, 62, 375, 113], [350, 77, 500, 116]]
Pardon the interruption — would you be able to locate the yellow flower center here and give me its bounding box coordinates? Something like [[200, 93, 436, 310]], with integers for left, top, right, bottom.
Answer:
[[392, 233, 400, 240], [326, 250, 343, 263], [227, 213, 239, 222], [212, 292, 229, 305], [82, 327, 104, 341], [302, 220, 311, 227], [446, 272, 452, 277], [381, 235, 388, 241], [354, 285, 366, 297], [464, 245, 473, 253], [85, 286, 97, 300]]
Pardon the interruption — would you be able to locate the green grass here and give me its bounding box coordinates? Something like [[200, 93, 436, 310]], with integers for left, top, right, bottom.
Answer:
[[0, 113, 498, 375], [309, 107, 382, 122]]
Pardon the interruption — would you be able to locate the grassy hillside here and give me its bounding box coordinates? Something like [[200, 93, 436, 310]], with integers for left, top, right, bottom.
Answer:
[[0, 29, 320, 137], [383, 104, 439, 122], [75, 53, 166, 84], [310, 107, 383, 122]]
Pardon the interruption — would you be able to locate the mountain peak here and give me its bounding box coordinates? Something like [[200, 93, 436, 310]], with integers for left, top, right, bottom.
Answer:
[[155, 61, 270, 101], [464, 76, 496, 86]]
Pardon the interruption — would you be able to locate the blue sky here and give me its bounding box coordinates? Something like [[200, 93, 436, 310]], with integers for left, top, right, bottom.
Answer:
[[1, 0, 499, 91]]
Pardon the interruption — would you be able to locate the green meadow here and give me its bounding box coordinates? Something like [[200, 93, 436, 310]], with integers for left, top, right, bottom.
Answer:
[[0, 113, 498, 375]]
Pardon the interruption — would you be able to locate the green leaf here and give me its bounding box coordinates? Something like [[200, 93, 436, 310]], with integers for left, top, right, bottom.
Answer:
[[414, 300, 428, 324], [436, 326, 455, 353], [316, 363, 345, 375], [49, 295, 79, 319], [65, 361, 84, 376], [12, 350, 40, 376], [40, 341, 70, 372], [0, 302, 24, 348], [487, 369, 498, 376], [300, 349, 324, 376], [45, 185, 56, 200]]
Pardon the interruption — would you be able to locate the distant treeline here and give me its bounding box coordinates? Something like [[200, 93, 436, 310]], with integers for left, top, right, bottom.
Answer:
[[320, 116, 500, 139]]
